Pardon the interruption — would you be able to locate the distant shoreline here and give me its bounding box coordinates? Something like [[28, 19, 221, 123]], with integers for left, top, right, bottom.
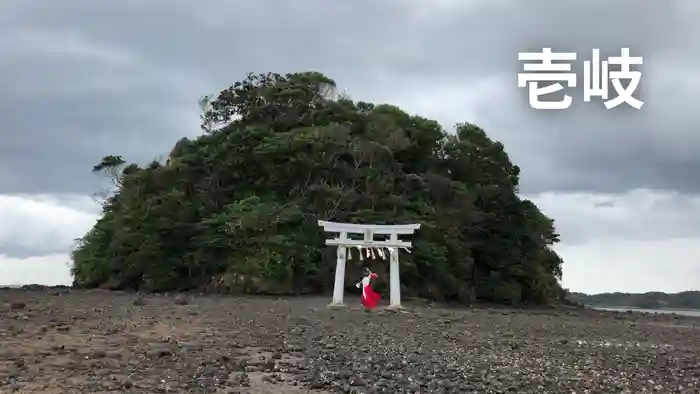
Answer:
[[592, 305, 700, 313], [0, 284, 70, 289]]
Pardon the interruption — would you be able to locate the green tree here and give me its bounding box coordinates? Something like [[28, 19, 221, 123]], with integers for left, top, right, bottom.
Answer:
[[71, 71, 566, 305]]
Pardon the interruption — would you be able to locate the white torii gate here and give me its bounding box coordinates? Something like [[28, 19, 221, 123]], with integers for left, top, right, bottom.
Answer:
[[318, 220, 421, 309]]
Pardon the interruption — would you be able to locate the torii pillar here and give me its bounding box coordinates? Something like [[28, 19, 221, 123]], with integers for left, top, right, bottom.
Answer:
[[318, 220, 421, 309]]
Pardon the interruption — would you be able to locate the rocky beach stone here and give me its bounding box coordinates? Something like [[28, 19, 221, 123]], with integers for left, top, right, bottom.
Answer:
[[2, 288, 700, 393]]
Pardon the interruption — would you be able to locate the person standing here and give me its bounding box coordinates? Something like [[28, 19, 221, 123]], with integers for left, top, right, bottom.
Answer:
[[356, 268, 380, 309]]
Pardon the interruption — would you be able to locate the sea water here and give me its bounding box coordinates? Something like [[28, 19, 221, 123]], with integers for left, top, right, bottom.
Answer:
[[593, 306, 700, 317]]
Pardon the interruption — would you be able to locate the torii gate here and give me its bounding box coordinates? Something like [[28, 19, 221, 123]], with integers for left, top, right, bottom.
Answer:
[[318, 220, 421, 309]]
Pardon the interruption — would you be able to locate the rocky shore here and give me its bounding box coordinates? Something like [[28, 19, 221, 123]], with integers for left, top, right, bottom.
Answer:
[[1, 288, 700, 393]]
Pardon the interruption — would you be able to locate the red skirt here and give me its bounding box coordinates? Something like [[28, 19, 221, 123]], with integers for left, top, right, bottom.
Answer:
[[362, 285, 381, 309]]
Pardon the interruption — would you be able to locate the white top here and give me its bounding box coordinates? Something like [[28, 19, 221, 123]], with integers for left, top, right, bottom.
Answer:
[[356, 275, 372, 288]]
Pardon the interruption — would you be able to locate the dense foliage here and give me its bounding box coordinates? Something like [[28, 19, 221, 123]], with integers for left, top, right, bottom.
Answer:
[[71, 71, 565, 304], [569, 291, 700, 310]]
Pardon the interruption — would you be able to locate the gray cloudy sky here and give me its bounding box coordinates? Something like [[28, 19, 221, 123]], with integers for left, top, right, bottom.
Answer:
[[1, 0, 699, 294]]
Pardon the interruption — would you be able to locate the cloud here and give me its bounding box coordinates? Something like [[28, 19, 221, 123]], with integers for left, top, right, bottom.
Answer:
[[0, 254, 73, 286], [0, 194, 98, 258], [1, 0, 698, 194], [532, 189, 700, 244], [559, 239, 700, 294], [0, 194, 97, 286], [529, 190, 700, 293], [0, 28, 136, 66]]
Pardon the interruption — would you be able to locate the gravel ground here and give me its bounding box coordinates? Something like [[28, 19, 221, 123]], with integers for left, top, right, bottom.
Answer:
[[2, 288, 700, 393]]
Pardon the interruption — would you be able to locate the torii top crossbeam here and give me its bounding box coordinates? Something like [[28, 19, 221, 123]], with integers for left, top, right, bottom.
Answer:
[[318, 220, 421, 308], [317, 220, 421, 234]]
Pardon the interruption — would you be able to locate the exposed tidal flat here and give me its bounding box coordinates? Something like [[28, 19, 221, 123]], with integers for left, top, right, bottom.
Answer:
[[2, 288, 700, 393]]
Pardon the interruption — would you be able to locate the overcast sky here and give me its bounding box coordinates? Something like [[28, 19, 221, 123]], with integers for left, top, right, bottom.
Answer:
[[1, 0, 699, 294]]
